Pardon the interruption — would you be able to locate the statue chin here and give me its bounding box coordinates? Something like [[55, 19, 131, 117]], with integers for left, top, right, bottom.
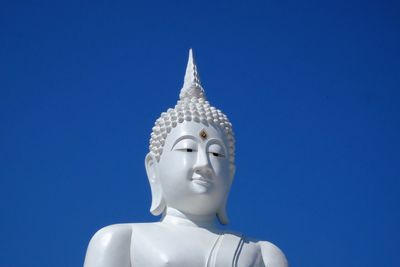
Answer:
[[83, 49, 288, 267]]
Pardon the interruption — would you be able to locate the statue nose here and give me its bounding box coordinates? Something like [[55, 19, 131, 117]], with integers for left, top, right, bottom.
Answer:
[[194, 166, 212, 176], [193, 150, 212, 176]]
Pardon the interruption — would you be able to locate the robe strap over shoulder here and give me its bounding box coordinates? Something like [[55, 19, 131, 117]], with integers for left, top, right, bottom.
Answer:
[[206, 232, 245, 267]]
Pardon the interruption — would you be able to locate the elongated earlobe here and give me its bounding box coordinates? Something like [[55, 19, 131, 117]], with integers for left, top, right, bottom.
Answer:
[[145, 153, 166, 216], [217, 193, 230, 225], [217, 167, 235, 225]]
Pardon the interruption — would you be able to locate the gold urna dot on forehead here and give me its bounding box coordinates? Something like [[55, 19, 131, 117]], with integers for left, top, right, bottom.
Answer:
[[199, 129, 208, 140]]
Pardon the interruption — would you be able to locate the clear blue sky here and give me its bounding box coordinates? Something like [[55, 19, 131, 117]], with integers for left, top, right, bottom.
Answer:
[[1, 1, 399, 266]]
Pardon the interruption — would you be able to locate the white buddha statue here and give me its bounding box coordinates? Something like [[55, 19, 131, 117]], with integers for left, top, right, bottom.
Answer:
[[84, 49, 288, 267]]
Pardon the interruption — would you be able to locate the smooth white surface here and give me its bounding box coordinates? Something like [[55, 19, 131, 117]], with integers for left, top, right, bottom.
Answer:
[[84, 50, 288, 267]]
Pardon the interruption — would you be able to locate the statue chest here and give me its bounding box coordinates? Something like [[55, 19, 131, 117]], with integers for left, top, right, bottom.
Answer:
[[130, 224, 264, 267]]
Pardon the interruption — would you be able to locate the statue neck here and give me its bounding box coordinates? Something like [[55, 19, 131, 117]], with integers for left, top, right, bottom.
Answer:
[[161, 207, 220, 230]]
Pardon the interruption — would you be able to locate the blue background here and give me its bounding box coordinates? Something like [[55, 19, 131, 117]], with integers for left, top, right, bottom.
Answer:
[[1, 1, 399, 266]]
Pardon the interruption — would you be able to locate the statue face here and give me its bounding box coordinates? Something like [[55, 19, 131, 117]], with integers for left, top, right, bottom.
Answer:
[[156, 121, 233, 217]]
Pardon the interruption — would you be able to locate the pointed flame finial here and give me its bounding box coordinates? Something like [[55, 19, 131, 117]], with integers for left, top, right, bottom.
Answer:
[[179, 48, 206, 100]]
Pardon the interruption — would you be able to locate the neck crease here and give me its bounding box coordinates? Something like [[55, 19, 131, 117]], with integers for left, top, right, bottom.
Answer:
[[161, 207, 220, 230]]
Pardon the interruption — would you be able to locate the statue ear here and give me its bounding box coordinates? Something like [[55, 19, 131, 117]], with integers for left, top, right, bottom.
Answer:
[[217, 167, 235, 225], [217, 191, 230, 225], [230, 165, 236, 180], [145, 153, 165, 216]]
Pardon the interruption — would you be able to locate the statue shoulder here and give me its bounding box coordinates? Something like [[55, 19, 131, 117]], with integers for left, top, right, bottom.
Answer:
[[84, 224, 133, 267], [258, 240, 288, 267]]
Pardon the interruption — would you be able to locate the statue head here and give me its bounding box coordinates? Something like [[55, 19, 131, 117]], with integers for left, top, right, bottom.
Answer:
[[145, 49, 235, 225]]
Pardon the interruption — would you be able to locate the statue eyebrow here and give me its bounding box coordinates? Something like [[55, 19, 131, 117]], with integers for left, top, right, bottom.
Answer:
[[170, 135, 198, 151]]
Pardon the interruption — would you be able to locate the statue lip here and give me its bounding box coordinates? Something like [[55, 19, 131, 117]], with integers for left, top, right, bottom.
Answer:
[[191, 175, 213, 185]]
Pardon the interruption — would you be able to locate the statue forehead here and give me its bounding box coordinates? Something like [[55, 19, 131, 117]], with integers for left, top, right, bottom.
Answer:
[[164, 121, 228, 145]]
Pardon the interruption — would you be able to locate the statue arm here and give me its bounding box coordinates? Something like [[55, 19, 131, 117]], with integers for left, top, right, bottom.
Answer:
[[259, 241, 288, 267], [84, 224, 132, 267]]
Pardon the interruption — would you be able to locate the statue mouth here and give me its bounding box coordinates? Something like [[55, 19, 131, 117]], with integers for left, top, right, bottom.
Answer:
[[191, 175, 212, 186]]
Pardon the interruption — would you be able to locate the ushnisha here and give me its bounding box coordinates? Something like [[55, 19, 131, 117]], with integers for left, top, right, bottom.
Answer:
[[84, 49, 288, 267]]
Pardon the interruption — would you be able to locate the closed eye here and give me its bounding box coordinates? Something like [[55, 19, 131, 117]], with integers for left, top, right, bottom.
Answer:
[[176, 148, 196, 152], [210, 152, 225, 157], [172, 137, 198, 152]]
